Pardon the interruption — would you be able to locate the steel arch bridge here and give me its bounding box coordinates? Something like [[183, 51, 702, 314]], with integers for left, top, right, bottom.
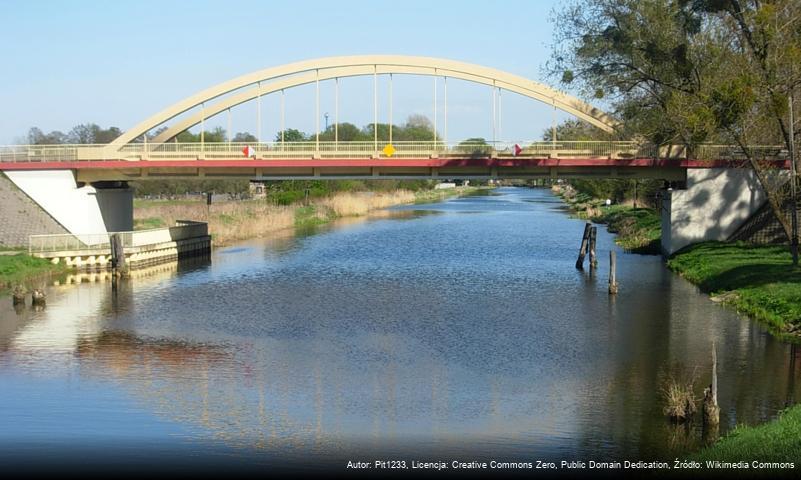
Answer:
[[0, 55, 789, 181], [115, 54, 619, 146]]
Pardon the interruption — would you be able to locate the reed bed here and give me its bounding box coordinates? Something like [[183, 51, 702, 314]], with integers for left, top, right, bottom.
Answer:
[[134, 189, 424, 246]]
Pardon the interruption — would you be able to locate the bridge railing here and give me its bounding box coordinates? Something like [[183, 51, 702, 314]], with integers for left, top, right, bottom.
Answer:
[[29, 220, 208, 255], [2, 141, 657, 162], [0, 141, 789, 163]]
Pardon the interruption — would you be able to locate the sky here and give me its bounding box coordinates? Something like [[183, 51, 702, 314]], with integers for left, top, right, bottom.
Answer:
[[0, 0, 582, 145]]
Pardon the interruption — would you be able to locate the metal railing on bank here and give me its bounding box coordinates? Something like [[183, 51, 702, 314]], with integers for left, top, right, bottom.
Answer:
[[29, 221, 207, 255]]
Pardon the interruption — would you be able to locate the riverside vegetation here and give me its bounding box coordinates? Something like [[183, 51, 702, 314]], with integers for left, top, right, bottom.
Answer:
[[135, 182, 482, 246], [551, 182, 662, 253], [0, 254, 66, 293]]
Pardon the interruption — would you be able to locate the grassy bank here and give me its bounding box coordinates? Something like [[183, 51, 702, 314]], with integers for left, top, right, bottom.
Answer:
[[667, 242, 801, 339], [135, 187, 480, 246], [692, 404, 801, 466], [0, 254, 67, 292], [552, 184, 661, 253]]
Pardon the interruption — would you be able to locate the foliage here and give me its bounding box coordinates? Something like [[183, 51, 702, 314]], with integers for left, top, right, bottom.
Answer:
[[545, 118, 663, 207], [456, 137, 491, 156], [0, 254, 67, 291], [131, 179, 250, 196], [275, 115, 440, 143], [556, 184, 661, 252], [542, 119, 613, 142], [26, 124, 122, 144], [549, 0, 801, 250], [659, 365, 698, 422], [667, 242, 801, 337], [693, 404, 801, 463]]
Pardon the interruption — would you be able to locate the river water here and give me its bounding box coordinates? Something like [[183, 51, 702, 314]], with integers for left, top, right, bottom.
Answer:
[[0, 187, 798, 472]]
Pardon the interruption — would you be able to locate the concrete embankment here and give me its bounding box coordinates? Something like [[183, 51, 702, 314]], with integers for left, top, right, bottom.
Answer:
[[0, 172, 68, 248]]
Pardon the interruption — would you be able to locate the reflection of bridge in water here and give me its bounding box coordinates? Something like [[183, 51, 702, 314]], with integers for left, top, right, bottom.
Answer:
[[1, 242, 799, 461]]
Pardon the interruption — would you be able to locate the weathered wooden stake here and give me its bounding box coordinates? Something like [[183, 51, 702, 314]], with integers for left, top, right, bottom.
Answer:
[[589, 227, 598, 269], [575, 222, 592, 269], [31, 289, 46, 307], [703, 341, 720, 428], [12, 286, 26, 306], [110, 233, 125, 273], [608, 250, 618, 294]]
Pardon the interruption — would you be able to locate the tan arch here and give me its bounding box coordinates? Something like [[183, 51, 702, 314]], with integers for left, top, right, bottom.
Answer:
[[112, 55, 618, 148]]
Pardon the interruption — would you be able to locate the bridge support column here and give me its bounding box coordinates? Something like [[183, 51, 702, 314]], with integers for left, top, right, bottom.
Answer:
[[4, 170, 133, 236], [660, 168, 766, 255]]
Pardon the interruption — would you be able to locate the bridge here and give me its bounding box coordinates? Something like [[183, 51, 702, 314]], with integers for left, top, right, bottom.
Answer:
[[0, 55, 790, 255]]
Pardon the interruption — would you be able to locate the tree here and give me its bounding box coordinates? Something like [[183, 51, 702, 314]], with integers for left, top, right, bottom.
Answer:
[[275, 128, 307, 142], [174, 126, 227, 143], [27, 124, 121, 144], [27, 127, 66, 145], [550, 0, 801, 258], [67, 123, 122, 144], [542, 119, 610, 142], [232, 132, 257, 142]]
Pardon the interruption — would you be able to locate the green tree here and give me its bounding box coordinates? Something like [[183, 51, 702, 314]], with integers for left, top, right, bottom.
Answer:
[[232, 132, 257, 142], [550, 0, 801, 255], [275, 128, 308, 142]]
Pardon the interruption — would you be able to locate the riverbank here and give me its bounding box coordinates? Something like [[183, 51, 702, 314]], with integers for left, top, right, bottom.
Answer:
[[0, 254, 67, 292], [667, 242, 801, 340], [692, 403, 801, 466], [135, 186, 483, 246], [551, 184, 661, 253]]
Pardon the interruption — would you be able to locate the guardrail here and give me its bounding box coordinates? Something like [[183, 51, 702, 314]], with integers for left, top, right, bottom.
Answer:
[[29, 220, 208, 254], [0, 141, 655, 162], [0, 141, 789, 164]]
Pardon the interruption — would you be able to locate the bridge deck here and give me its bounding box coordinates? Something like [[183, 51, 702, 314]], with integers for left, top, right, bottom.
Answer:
[[0, 142, 789, 180]]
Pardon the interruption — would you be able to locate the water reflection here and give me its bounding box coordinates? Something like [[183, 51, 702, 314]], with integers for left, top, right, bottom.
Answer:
[[0, 187, 798, 467]]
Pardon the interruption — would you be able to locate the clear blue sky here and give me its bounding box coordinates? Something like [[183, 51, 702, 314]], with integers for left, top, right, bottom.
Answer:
[[0, 0, 580, 144]]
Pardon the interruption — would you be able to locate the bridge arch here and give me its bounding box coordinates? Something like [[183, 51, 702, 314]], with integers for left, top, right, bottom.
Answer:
[[111, 55, 618, 148]]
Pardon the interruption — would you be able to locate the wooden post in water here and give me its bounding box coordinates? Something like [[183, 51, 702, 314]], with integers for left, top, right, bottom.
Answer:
[[608, 251, 618, 294], [575, 222, 592, 269], [31, 289, 46, 307], [110, 233, 126, 278], [589, 227, 598, 269], [703, 341, 720, 434], [12, 285, 25, 306]]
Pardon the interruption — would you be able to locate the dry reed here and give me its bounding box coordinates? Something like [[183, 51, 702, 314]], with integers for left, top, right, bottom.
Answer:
[[134, 189, 421, 246]]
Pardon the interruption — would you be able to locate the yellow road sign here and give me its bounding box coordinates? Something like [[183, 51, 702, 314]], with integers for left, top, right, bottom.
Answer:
[[382, 144, 396, 157]]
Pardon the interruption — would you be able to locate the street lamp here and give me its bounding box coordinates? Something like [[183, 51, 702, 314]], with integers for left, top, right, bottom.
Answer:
[[324, 112, 329, 132]]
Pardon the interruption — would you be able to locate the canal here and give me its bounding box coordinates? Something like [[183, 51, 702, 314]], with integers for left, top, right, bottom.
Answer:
[[0, 187, 798, 471]]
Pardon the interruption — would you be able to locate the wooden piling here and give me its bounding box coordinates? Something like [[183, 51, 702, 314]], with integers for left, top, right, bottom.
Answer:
[[110, 233, 125, 272], [703, 342, 720, 428], [589, 227, 598, 269], [31, 289, 46, 306], [575, 222, 592, 269], [608, 251, 618, 294], [12, 286, 25, 306]]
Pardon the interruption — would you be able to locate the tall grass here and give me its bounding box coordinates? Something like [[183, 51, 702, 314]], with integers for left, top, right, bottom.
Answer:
[[134, 189, 427, 246]]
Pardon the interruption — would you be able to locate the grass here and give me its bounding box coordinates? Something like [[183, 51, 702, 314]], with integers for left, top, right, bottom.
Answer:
[[0, 254, 67, 291], [552, 184, 661, 253], [133, 217, 166, 230], [660, 366, 699, 422], [667, 242, 801, 339], [692, 404, 801, 465]]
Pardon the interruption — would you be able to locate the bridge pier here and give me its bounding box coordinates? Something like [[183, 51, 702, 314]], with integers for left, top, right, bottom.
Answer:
[[4, 170, 133, 237], [660, 168, 766, 255]]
